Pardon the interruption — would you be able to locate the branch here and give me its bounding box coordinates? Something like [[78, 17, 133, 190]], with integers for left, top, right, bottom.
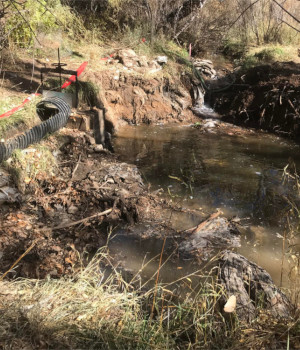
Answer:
[[280, 19, 300, 33], [8, 0, 42, 45], [35, 0, 64, 26], [272, 0, 300, 24], [53, 208, 113, 230], [227, 0, 260, 32]]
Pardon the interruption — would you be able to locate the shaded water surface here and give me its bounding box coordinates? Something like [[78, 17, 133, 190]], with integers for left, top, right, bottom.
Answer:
[[111, 125, 300, 288]]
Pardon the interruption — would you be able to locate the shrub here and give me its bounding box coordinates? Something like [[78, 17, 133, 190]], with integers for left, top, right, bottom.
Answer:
[[223, 40, 248, 59], [5, 0, 84, 48]]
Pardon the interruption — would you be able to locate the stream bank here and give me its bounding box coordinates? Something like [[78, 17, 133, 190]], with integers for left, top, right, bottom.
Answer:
[[209, 62, 300, 138], [0, 48, 300, 349]]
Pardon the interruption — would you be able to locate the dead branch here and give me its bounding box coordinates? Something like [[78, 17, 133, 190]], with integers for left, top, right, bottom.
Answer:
[[53, 208, 113, 230], [183, 210, 222, 234], [272, 0, 300, 24]]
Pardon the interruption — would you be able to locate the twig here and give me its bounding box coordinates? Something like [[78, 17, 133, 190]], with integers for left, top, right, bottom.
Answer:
[[280, 19, 300, 33], [30, 50, 34, 86], [53, 208, 113, 230], [288, 99, 300, 116], [8, 0, 42, 46], [226, 0, 260, 33], [0, 239, 38, 281], [0, 187, 9, 197], [183, 210, 222, 234], [35, 0, 64, 26], [70, 154, 81, 180], [272, 0, 300, 25]]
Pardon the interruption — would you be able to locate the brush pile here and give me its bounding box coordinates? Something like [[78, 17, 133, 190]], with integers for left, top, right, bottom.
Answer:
[[211, 62, 300, 137]]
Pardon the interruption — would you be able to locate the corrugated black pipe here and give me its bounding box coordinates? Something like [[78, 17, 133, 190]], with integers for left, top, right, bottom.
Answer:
[[0, 97, 71, 162]]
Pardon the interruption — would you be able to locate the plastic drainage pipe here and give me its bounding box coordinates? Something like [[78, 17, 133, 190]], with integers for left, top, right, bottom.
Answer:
[[0, 97, 71, 163]]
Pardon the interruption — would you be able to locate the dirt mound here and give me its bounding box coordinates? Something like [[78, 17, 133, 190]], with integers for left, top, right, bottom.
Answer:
[[210, 62, 300, 138]]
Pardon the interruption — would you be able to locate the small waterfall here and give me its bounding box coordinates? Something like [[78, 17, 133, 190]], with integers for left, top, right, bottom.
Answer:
[[192, 84, 219, 119]]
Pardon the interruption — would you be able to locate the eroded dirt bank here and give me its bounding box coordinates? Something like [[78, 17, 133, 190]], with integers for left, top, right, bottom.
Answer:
[[210, 62, 300, 138], [85, 50, 197, 131]]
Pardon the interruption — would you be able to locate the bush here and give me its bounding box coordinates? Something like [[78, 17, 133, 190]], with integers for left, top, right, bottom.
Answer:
[[223, 40, 248, 59], [5, 0, 84, 47]]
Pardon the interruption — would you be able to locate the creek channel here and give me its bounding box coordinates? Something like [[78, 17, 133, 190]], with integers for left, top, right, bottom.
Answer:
[[109, 123, 300, 290]]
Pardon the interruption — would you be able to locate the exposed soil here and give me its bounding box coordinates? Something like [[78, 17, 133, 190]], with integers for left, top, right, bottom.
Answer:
[[0, 48, 243, 280], [209, 62, 300, 138], [0, 129, 188, 279]]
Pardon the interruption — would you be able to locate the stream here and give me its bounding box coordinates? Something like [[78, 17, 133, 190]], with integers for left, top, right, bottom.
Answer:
[[111, 123, 300, 290]]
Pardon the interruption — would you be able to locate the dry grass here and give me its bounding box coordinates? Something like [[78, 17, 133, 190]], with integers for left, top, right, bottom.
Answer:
[[0, 248, 229, 350], [247, 45, 300, 64], [4, 142, 57, 192], [0, 246, 299, 350], [0, 95, 41, 137]]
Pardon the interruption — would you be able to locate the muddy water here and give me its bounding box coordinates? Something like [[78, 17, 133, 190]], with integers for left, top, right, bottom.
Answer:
[[112, 124, 300, 288]]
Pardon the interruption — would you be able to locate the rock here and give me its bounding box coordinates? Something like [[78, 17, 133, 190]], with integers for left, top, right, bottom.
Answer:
[[117, 49, 139, 68], [156, 56, 168, 65], [122, 58, 135, 68], [84, 133, 96, 145], [137, 56, 148, 68], [174, 96, 191, 110], [118, 49, 137, 59], [219, 251, 292, 321], [203, 120, 218, 128], [148, 61, 161, 70], [179, 216, 240, 259], [68, 205, 78, 214], [0, 186, 20, 204], [0, 170, 10, 188], [193, 58, 216, 78], [93, 144, 104, 152]]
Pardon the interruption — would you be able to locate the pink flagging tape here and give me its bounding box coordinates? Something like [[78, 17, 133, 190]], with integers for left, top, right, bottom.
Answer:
[[61, 61, 88, 89], [0, 93, 40, 119]]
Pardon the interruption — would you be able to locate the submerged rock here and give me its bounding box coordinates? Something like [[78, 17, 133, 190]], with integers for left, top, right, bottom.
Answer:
[[179, 215, 240, 259]]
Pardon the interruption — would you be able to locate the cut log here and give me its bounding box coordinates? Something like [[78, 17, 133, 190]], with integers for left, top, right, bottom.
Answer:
[[219, 251, 292, 321]]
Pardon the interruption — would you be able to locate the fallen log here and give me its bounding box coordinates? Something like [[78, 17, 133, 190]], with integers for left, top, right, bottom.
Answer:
[[219, 251, 292, 321]]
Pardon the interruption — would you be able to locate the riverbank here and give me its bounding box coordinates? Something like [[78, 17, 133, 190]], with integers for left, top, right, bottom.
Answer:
[[0, 45, 300, 349]]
